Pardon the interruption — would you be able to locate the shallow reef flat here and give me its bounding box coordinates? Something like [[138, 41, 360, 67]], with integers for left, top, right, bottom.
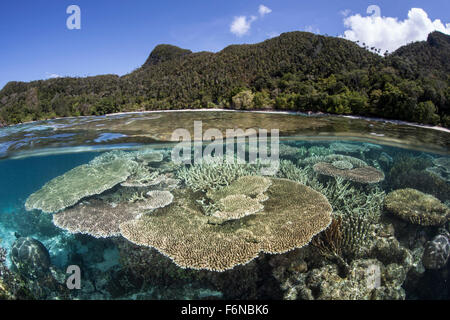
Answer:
[[0, 125, 449, 300]]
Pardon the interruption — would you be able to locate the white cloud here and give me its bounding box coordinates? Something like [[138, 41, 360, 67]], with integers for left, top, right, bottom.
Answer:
[[304, 25, 320, 34], [259, 5, 272, 17], [230, 15, 257, 37], [267, 31, 280, 38], [340, 9, 351, 17], [342, 8, 450, 53], [45, 72, 61, 79], [230, 5, 272, 37]]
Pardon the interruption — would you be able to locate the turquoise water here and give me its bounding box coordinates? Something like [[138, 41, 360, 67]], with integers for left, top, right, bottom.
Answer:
[[0, 112, 449, 300]]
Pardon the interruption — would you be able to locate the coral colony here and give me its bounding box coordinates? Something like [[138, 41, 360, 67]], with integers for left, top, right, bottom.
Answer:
[[0, 116, 449, 299]]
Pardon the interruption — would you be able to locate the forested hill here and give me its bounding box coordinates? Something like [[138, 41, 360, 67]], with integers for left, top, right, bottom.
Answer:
[[1, 31, 449, 127]]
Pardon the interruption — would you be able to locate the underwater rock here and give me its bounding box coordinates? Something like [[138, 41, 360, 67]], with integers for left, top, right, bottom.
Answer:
[[385, 188, 450, 226], [286, 259, 406, 300], [119, 178, 332, 272], [52, 190, 174, 238], [422, 230, 450, 270], [313, 162, 385, 184], [10, 237, 51, 279], [25, 152, 138, 213]]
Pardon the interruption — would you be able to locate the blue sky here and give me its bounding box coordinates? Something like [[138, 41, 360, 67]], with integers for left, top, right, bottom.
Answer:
[[0, 0, 449, 89]]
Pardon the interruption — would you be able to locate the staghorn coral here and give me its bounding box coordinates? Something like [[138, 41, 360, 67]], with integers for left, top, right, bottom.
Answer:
[[119, 178, 332, 272], [307, 146, 333, 157], [276, 160, 312, 185], [121, 163, 164, 187], [25, 152, 138, 213], [385, 188, 450, 226], [313, 162, 385, 184], [422, 229, 450, 269], [52, 190, 174, 238], [176, 156, 261, 192]]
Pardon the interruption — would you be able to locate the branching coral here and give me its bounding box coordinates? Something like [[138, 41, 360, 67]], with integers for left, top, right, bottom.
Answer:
[[176, 157, 261, 192], [121, 163, 164, 187], [277, 160, 312, 185], [119, 178, 332, 272]]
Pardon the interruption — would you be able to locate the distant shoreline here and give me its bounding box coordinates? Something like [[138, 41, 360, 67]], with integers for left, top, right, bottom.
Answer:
[[2, 108, 450, 134]]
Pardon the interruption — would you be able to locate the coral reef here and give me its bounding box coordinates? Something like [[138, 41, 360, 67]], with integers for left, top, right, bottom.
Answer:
[[281, 259, 406, 300], [331, 160, 353, 170], [25, 152, 138, 213], [422, 229, 450, 269], [307, 146, 333, 157], [119, 178, 332, 272], [313, 162, 384, 184], [176, 157, 261, 192], [330, 142, 370, 155], [199, 176, 272, 222], [385, 188, 450, 226], [205, 194, 264, 222], [426, 157, 450, 183], [120, 163, 164, 187], [299, 154, 368, 168], [276, 160, 312, 185], [386, 155, 450, 202], [10, 237, 51, 280], [135, 150, 164, 164], [52, 190, 174, 238], [206, 176, 272, 202]]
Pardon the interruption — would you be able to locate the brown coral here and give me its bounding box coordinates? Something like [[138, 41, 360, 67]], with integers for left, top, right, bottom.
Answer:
[[119, 178, 332, 272], [313, 162, 385, 184], [52, 190, 174, 238], [385, 188, 449, 226]]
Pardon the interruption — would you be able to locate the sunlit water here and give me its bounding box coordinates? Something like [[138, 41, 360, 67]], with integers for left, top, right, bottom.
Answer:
[[0, 111, 448, 300]]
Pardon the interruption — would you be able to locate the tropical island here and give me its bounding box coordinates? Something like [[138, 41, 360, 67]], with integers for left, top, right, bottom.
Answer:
[[0, 30, 449, 127]]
